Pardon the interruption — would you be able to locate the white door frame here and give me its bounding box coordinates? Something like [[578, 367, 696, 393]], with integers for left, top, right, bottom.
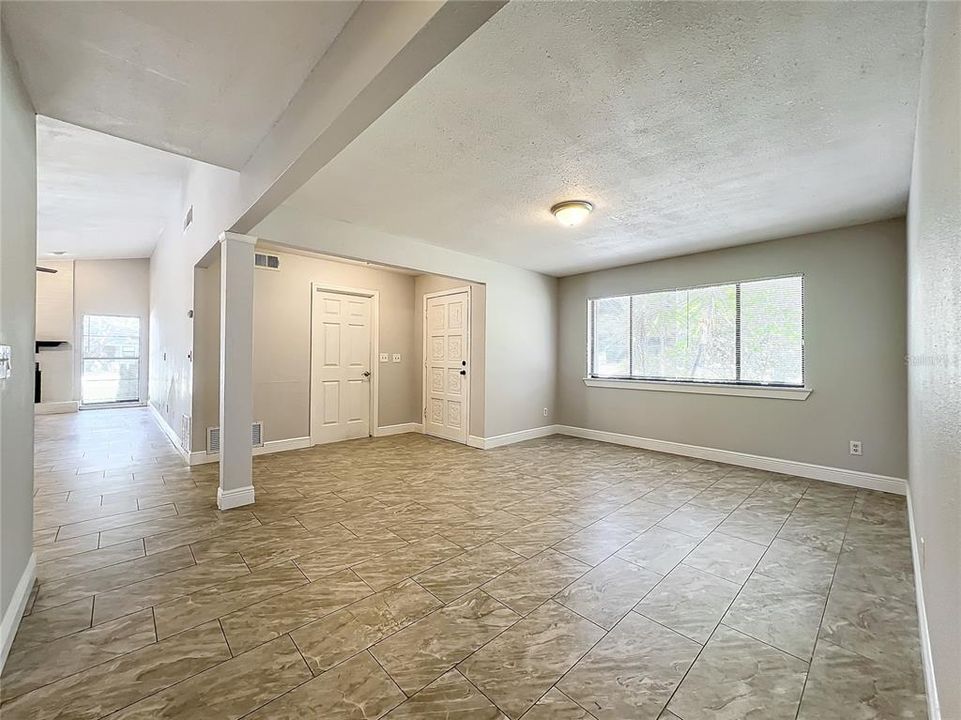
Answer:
[[309, 282, 379, 444], [422, 286, 471, 444]]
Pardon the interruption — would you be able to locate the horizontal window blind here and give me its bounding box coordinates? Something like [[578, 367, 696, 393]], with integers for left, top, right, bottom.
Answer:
[[589, 275, 803, 387]]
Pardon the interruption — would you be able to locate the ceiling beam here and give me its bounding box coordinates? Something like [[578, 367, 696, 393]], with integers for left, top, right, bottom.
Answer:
[[231, 0, 506, 234]]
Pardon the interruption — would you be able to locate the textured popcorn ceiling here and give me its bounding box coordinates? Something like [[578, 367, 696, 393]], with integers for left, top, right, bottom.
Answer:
[[287, 1, 926, 276], [3, 1, 359, 169]]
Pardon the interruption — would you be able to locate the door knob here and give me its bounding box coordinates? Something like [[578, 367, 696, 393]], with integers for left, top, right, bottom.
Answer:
[[363, 371, 371, 377], [459, 369, 466, 376]]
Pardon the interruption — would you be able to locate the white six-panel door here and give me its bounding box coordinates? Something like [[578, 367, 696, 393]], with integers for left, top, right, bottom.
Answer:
[[424, 289, 470, 443], [310, 289, 372, 445]]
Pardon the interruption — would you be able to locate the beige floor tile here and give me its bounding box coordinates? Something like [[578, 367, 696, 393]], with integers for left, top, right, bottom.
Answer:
[[554, 556, 661, 629], [295, 532, 409, 580], [372, 590, 519, 695], [32, 533, 100, 564], [634, 564, 739, 644], [482, 549, 590, 615], [352, 534, 464, 591], [415, 542, 525, 603], [667, 626, 808, 720], [520, 688, 593, 719], [220, 568, 373, 654], [36, 538, 145, 582], [7, 596, 93, 653], [498, 517, 581, 558], [0, 622, 230, 720], [92, 552, 251, 624], [54, 503, 178, 540], [106, 635, 312, 719], [552, 520, 641, 566], [384, 669, 508, 719], [682, 532, 766, 584], [291, 579, 442, 674], [559, 612, 700, 720], [615, 526, 699, 574], [459, 601, 605, 719], [33, 545, 195, 612], [754, 538, 838, 594], [1, 608, 156, 701]]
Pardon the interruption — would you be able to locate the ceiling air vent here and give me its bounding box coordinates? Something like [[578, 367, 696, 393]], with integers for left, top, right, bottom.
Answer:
[[254, 253, 280, 271], [206, 422, 264, 454]]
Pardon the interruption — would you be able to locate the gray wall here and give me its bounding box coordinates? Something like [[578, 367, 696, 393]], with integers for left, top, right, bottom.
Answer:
[[0, 32, 36, 642], [414, 275, 487, 438], [906, 2, 960, 716], [558, 220, 908, 478]]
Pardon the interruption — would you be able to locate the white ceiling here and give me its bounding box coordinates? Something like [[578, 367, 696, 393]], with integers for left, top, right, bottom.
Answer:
[[286, 1, 926, 276], [37, 116, 194, 259], [3, 1, 359, 169]]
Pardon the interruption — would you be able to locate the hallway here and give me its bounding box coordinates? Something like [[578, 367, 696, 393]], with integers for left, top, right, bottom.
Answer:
[[2, 408, 926, 719]]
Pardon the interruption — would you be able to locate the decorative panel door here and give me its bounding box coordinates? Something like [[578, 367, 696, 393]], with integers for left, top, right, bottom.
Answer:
[[424, 290, 469, 443], [310, 289, 372, 445]]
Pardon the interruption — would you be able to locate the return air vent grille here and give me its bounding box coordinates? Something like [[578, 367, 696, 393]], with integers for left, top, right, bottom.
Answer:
[[206, 422, 264, 454], [254, 253, 280, 271]]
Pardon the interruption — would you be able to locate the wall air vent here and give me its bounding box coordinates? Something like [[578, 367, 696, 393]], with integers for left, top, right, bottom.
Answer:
[[254, 253, 280, 271], [183, 205, 193, 232], [206, 421, 264, 454]]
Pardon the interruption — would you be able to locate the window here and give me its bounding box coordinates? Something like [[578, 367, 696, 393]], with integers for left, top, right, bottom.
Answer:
[[81, 315, 141, 405], [588, 275, 803, 387]]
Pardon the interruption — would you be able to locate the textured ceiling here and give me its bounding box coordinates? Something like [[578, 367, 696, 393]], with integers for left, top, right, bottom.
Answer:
[[37, 116, 195, 259], [3, 1, 359, 169], [286, 1, 926, 276]]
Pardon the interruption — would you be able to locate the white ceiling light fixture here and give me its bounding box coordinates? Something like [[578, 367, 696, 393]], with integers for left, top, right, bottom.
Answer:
[[50, 251, 67, 255], [551, 200, 593, 227]]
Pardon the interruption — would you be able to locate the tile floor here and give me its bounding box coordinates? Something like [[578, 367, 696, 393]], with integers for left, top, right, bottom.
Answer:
[[1, 408, 927, 719]]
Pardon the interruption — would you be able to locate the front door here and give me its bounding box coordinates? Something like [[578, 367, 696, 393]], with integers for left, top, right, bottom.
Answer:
[[424, 289, 470, 443], [310, 289, 372, 445]]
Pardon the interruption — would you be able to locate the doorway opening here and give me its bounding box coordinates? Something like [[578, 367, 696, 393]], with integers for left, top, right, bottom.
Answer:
[[80, 314, 142, 406]]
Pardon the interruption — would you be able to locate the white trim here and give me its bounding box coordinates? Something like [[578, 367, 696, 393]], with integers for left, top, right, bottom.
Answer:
[[34, 400, 79, 415], [219, 231, 257, 245], [470, 425, 558, 450], [148, 403, 190, 464], [906, 488, 941, 720], [189, 436, 313, 465], [554, 425, 907, 495], [422, 286, 472, 445], [0, 553, 36, 672], [217, 485, 255, 510], [583, 378, 812, 400], [374, 423, 423, 437], [309, 283, 379, 445]]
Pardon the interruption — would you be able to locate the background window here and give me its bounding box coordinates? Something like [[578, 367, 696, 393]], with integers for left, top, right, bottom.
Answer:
[[589, 275, 803, 386], [81, 314, 141, 404]]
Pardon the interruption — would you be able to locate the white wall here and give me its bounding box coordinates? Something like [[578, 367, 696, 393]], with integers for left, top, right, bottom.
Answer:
[[557, 220, 908, 478], [253, 204, 558, 439], [34, 259, 74, 402], [0, 30, 37, 660], [148, 162, 239, 446], [906, 3, 961, 716]]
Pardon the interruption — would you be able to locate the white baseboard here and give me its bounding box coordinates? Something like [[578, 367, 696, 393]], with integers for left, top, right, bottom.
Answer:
[[34, 401, 79, 415], [148, 403, 190, 464], [374, 423, 423, 437], [554, 425, 907, 495], [469, 425, 559, 450], [217, 485, 255, 510], [906, 488, 941, 720], [189, 436, 313, 466], [0, 553, 36, 672]]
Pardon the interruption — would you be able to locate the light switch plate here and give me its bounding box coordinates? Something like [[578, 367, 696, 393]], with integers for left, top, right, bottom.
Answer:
[[379, 353, 389, 363], [0, 345, 11, 380], [392, 353, 401, 363]]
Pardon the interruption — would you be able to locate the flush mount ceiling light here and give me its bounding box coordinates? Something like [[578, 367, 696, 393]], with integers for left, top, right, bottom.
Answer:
[[551, 200, 593, 227], [51, 251, 67, 256]]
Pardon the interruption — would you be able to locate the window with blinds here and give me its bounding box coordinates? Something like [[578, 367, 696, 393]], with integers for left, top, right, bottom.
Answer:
[[588, 275, 803, 387]]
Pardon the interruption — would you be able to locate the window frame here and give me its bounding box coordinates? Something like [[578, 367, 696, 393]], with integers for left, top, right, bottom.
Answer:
[[586, 273, 805, 389]]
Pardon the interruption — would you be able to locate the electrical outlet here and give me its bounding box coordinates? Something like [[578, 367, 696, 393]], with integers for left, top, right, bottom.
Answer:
[[379, 353, 389, 362], [392, 354, 401, 363], [849, 440, 862, 456], [543, 407, 549, 417]]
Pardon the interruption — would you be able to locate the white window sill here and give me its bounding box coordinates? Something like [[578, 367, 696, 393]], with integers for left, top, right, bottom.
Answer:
[[582, 377, 812, 400]]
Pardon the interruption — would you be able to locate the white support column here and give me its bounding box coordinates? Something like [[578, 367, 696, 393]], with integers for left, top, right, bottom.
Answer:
[[217, 232, 256, 510]]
